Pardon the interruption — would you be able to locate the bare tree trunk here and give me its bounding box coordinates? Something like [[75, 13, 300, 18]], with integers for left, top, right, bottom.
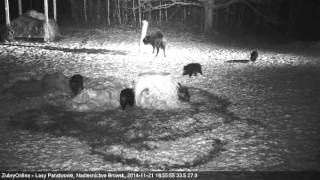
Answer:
[[132, 0, 136, 24], [200, 6, 204, 32], [87, 0, 93, 24], [53, 0, 57, 22], [165, 1, 168, 22], [107, 0, 111, 26], [203, 0, 214, 33], [148, 9, 151, 23], [138, 0, 141, 27], [214, 6, 218, 29], [112, 0, 116, 20], [237, 5, 244, 33], [70, 0, 81, 25], [44, 0, 50, 42], [5, 0, 10, 26], [4, 0, 14, 41], [183, 0, 186, 22], [182, 0, 186, 30], [117, 0, 122, 24], [159, 0, 162, 25], [124, 0, 128, 24], [139, 20, 148, 54], [84, 0, 87, 23], [97, 0, 101, 24], [18, 0, 22, 15]]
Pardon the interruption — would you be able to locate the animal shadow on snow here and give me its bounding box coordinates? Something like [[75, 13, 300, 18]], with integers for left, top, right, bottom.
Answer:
[[225, 59, 252, 63], [6, 87, 263, 168], [1, 44, 128, 55], [6, 86, 259, 142]]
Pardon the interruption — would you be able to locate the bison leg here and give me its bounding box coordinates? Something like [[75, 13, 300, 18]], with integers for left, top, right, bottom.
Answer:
[[155, 47, 160, 57]]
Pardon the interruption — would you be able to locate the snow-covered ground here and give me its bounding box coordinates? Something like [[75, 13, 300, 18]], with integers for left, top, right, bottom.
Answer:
[[0, 27, 320, 171]]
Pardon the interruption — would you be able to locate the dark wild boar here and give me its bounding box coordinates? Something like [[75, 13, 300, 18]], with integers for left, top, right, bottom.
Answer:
[[250, 50, 258, 62], [69, 74, 84, 97], [177, 83, 190, 102], [183, 63, 203, 77], [120, 88, 135, 110]]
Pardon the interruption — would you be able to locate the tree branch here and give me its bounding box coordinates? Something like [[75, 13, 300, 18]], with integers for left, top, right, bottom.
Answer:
[[129, 0, 282, 24], [240, 0, 282, 24], [213, 0, 282, 24]]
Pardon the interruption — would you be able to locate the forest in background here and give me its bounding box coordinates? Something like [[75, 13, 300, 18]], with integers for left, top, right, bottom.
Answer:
[[1, 0, 320, 41]]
